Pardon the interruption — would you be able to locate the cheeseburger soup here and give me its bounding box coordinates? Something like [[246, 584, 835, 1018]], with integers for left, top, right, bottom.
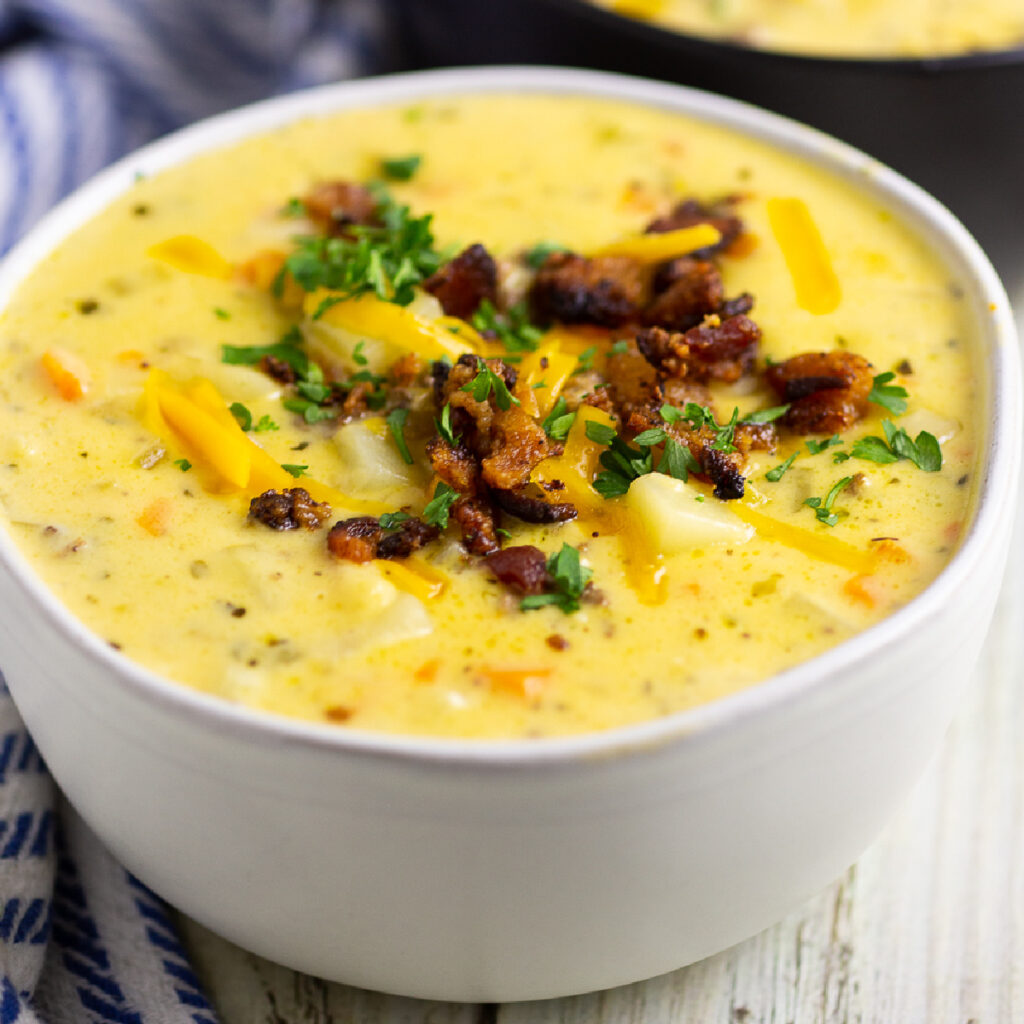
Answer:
[[0, 94, 980, 738], [596, 0, 1024, 58]]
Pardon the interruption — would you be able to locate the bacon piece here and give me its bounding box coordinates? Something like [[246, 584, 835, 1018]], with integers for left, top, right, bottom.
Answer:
[[452, 495, 502, 555], [644, 258, 724, 331], [486, 545, 551, 595], [645, 196, 744, 256], [376, 517, 440, 560], [259, 354, 297, 385], [423, 243, 499, 319], [304, 181, 379, 236], [481, 405, 560, 492], [248, 488, 332, 531], [530, 252, 647, 327], [326, 516, 381, 563], [492, 487, 577, 524], [766, 351, 873, 434], [426, 436, 480, 494]]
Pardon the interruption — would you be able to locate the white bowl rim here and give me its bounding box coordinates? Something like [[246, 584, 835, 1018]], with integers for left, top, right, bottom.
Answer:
[[0, 65, 1018, 766]]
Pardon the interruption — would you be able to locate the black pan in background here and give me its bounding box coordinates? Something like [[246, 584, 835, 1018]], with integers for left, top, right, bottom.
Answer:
[[395, 0, 1024, 292]]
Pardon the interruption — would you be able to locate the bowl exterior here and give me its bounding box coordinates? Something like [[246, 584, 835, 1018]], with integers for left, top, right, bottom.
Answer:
[[397, 0, 1024, 289], [0, 67, 1018, 1001]]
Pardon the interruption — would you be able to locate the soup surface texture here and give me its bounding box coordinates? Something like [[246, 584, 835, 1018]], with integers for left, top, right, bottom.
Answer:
[[0, 94, 980, 739], [594, 0, 1024, 57]]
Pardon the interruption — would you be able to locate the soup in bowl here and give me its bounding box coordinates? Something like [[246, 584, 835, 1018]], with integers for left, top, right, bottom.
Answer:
[[0, 67, 1017, 1000]]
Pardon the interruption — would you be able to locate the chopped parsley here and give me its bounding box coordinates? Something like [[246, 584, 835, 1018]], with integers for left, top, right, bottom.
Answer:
[[471, 300, 543, 354], [805, 434, 843, 455], [230, 403, 279, 433], [742, 404, 789, 424], [281, 197, 306, 218], [573, 345, 598, 376], [666, 402, 739, 453], [435, 403, 461, 446], [282, 398, 339, 424], [764, 452, 797, 482], [524, 240, 568, 269], [541, 396, 576, 441], [386, 407, 414, 465], [519, 544, 592, 615], [281, 464, 308, 478], [609, 340, 630, 355], [379, 154, 422, 181], [851, 420, 942, 472], [173, 458, 192, 472], [422, 482, 460, 529], [221, 326, 310, 377], [585, 419, 699, 496], [461, 360, 519, 411], [379, 511, 412, 531], [213, 307, 230, 320], [804, 476, 853, 527], [276, 183, 441, 307], [867, 371, 909, 417], [352, 340, 368, 365]]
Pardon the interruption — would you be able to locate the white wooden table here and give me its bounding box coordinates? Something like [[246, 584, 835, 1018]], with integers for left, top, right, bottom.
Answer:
[[178, 282, 1024, 1024]]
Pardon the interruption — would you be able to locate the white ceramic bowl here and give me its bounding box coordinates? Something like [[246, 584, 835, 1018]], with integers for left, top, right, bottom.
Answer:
[[0, 67, 1018, 1003]]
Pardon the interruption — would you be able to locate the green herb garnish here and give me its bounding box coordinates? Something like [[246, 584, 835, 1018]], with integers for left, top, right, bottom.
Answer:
[[524, 240, 569, 269], [461, 360, 519, 411], [173, 458, 192, 472], [764, 452, 798, 482], [851, 420, 942, 471], [805, 434, 843, 455], [379, 511, 412, 531], [281, 464, 308, 478], [352, 340, 368, 366], [281, 197, 306, 218], [519, 544, 592, 615], [422, 482, 460, 529], [867, 371, 909, 416], [573, 345, 598, 376], [471, 300, 543, 354], [380, 154, 422, 181], [541, 396, 576, 441], [804, 476, 853, 527], [386, 407, 414, 465], [742, 404, 789, 424], [213, 307, 230, 320], [435, 403, 461, 446]]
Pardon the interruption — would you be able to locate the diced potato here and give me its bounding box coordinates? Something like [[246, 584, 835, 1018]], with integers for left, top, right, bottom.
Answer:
[[627, 473, 753, 553], [332, 419, 427, 504]]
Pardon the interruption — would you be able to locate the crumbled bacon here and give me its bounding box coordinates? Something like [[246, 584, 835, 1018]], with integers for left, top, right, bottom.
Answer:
[[644, 258, 724, 331], [423, 243, 499, 319], [249, 489, 331, 531], [426, 435, 481, 494], [259, 354, 297, 385], [452, 495, 502, 555], [376, 517, 440, 559], [766, 351, 874, 434], [492, 487, 577, 524], [326, 516, 381, 562], [530, 252, 647, 327], [485, 545, 550, 595], [304, 181, 379, 236]]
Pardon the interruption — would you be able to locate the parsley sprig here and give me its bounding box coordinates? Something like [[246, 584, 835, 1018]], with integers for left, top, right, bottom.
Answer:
[[276, 183, 441, 308], [541, 396, 576, 441], [664, 402, 739, 453], [422, 482, 460, 529], [520, 544, 592, 615], [386, 407, 414, 465], [585, 418, 700, 498], [461, 360, 520, 411], [471, 300, 543, 354], [867, 371, 909, 416], [804, 476, 853, 527], [851, 420, 942, 471]]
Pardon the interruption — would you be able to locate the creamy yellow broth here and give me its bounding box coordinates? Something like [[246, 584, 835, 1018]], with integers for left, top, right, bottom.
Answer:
[[0, 95, 979, 739], [596, 0, 1024, 57]]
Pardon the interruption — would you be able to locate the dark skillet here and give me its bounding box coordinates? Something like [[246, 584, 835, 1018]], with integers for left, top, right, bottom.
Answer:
[[396, 0, 1024, 290]]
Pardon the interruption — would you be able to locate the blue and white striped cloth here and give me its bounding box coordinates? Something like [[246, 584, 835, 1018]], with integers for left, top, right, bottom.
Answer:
[[0, 3, 391, 1020], [0, 0, 393, 254]]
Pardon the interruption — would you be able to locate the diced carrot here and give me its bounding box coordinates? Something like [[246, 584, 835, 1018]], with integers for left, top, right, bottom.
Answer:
[[766, 197, 841, 315], [843, 574, 877, 608], [871, 539, 912, 564], [480, 666, 552, 700], [136, 497, 173, 536], [414, 658, 441, 683], [41, 348, 90, 401]]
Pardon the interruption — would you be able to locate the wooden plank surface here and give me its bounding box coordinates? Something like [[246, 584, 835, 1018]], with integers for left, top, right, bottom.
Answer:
[[179, 295, 1024, 1024]]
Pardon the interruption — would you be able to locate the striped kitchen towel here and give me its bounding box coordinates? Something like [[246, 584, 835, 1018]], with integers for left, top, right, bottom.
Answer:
[[0, 0, 394, 255], [0, 2, 392, 1020]]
